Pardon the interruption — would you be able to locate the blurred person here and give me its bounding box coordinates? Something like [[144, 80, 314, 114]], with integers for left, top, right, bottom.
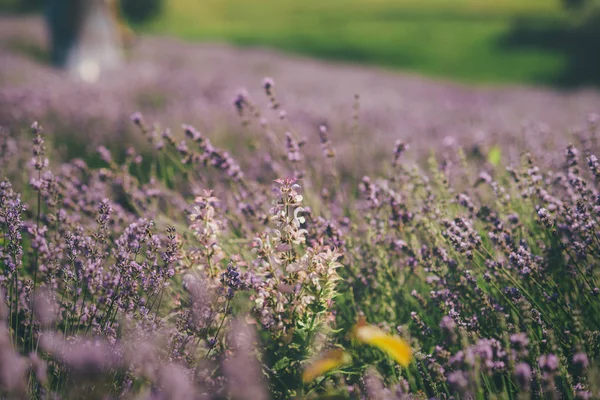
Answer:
[[45, 0, 85, 67], [45, 0, 130, 82]]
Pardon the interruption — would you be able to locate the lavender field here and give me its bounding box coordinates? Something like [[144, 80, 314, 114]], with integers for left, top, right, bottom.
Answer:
[[2, 15, 600, 400]]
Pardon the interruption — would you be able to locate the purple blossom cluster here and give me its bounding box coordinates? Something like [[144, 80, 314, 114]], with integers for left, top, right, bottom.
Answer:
[[1, 90, 599, 399], [2, 17, 600, 397]]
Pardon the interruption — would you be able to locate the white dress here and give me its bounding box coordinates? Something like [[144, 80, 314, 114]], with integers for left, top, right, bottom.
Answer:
[[63, 0, 123, 82]]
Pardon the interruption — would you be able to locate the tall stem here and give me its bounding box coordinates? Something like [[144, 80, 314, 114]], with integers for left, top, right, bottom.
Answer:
[[206, 298, 231, 359], [29, 169, 42, 351], [13, 272, 19, 347]]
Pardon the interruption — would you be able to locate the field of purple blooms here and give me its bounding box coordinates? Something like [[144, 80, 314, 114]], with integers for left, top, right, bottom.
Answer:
[[3, 15, 600, 400]]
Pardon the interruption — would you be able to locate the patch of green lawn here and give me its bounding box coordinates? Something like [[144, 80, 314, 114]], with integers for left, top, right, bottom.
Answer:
[[142, 0, 567, 85]]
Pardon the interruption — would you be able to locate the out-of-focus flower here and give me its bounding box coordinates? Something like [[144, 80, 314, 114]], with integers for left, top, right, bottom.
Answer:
[[354, 322, 412, 367], [223, 320, 268, 400], [514, 362, 532, 390], [262, 77, 275, 95], [538, 354, 559, 372], [302, 348, 352, 383]]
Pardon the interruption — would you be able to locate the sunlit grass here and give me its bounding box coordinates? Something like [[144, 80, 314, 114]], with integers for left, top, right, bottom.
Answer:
[[142, 0, 566, 85]]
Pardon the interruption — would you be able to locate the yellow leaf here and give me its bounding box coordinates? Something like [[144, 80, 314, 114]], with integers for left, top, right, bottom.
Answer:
[[354, 323, 412, 367], [302, 349, 352, 383]]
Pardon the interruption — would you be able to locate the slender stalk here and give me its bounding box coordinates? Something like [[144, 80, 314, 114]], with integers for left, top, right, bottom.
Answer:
[[13, 271, 19, 347], [153, 286, 165, 320], [75, 282, 89, 334], [8, 270, 14, 346], [29, 161, 43, 351], [206, 298, 231, 359], [100, 276, 122, 332]]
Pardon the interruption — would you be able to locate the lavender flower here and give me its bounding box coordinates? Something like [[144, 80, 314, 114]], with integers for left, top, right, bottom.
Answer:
[[514, 362, 532, 390], [538, 354, 559, 372], [1, 47, 600, 398]]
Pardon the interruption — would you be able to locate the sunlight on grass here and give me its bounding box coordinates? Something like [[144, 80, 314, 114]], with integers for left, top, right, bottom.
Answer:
[[143, 0, 566, 85]]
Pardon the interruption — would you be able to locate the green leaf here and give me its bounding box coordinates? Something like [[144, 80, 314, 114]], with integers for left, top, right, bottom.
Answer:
[[487, 145, 502, 166], [273, 357, 292, 372]]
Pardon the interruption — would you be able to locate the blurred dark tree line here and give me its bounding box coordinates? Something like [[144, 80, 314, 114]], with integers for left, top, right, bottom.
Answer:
[[120, 0, 161, 22], [0, 0, 162, 23], [502, 0, 600, 87], [0, 0, 43, 12], [563, 0, 588, 9]]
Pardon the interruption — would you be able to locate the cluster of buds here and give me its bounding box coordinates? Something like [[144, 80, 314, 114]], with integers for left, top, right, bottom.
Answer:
[[188, 190, 225, 279], [441, 217, 482, 259], [251, 178, 341, 335]]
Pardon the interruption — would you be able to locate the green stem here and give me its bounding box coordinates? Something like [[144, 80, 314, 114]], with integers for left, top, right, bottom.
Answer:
[[30, 181, 41, 350], [13, 272, 19, 348], [8, 270, 13, 346], [101, 276, 122, 332], [206, 298, 231, 359]]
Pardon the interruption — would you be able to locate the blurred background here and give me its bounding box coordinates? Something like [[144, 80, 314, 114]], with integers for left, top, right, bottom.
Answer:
[[2, 0, 600, 86], [1, 0, 600, 175]]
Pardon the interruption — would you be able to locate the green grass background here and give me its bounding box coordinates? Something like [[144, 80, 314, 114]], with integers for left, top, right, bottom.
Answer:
[[143, 0, 568, 85]]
